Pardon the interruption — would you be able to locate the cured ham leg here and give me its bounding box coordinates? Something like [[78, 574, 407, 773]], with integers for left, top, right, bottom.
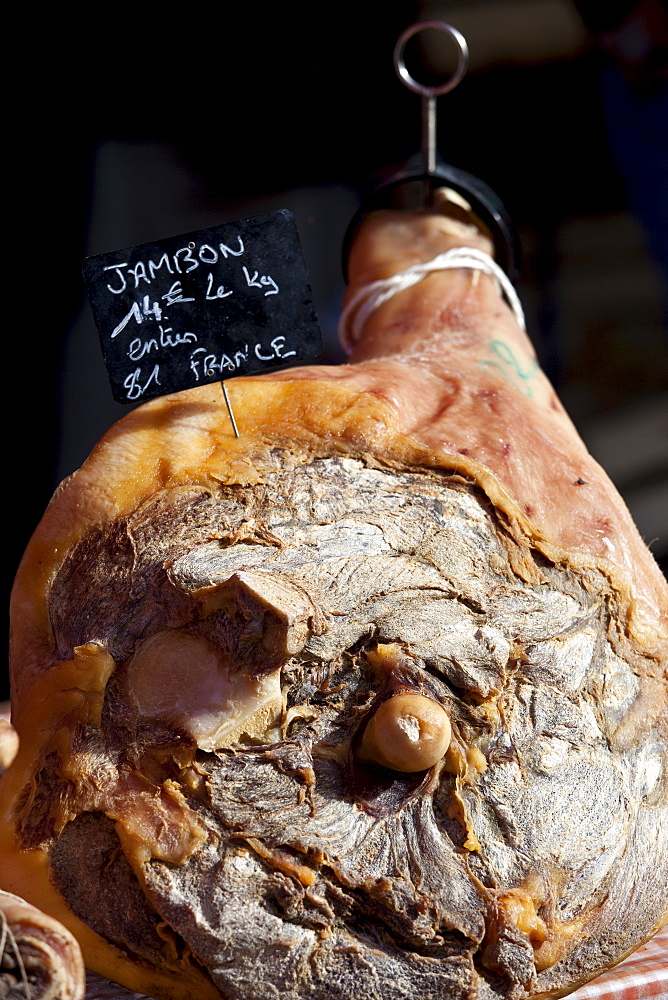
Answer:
[[1, 718, 84, 1000], [0, 202, 666, 1000], [1, 884, 85, 999]]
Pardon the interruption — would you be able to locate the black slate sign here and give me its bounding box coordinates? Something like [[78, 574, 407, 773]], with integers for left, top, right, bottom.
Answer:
[[82, 210, 323, 404]]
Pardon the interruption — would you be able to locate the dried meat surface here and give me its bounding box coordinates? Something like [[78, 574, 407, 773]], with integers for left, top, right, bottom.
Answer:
[[0, 208, 666, 1000]]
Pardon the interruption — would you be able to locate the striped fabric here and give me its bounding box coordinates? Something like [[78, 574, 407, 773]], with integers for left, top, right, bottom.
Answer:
[[569, 924, 668, 1000]]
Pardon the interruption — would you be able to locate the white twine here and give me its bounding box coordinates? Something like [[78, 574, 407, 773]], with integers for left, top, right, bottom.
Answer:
[[338, 247, 525, 354]]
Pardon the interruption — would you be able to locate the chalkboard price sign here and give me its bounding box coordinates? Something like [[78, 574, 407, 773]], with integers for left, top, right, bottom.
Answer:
[[82, 210, 323, 404]]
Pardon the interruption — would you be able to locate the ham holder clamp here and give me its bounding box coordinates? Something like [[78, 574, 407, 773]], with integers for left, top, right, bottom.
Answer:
[[342, 21, 521, 284], [1, 21, 667, 1000]]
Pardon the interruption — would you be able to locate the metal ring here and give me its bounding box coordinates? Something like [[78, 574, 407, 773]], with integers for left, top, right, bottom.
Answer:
[[393, 21, 469, 97]]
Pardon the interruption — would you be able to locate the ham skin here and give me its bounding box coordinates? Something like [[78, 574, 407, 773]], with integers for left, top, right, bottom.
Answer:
[[0, 206, 666, 1000], [1, 878, 85, 999]]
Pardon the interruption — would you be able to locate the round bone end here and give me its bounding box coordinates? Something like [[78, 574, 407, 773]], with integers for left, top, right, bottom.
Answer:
[[358, 693, 451, 772], [0, 718, 19, 773]]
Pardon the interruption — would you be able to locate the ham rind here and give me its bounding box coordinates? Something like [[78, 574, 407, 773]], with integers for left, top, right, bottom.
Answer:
[[0, 204, 666, 1000], [0, 889, 85, 1000]]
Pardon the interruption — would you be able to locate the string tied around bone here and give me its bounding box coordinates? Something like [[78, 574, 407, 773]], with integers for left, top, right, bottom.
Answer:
[[338, 247, 526, 355]]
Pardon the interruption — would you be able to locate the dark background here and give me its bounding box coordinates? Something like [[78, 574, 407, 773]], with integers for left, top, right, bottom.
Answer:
[[5, 0, 667, 701]]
